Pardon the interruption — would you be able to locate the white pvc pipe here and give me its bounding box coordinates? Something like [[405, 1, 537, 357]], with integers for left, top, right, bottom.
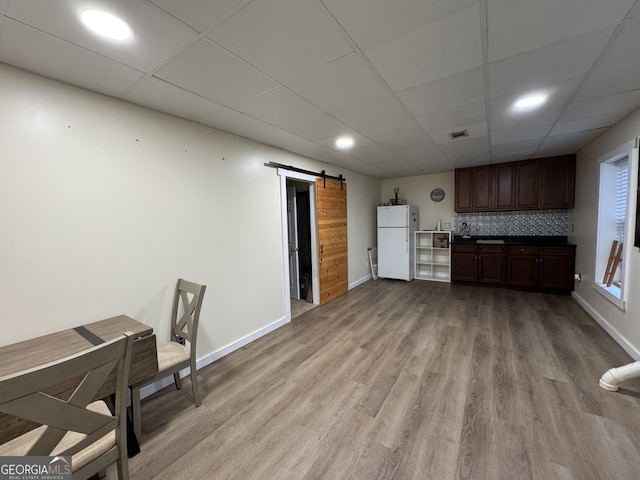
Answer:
[[599, 361, 640, 391]]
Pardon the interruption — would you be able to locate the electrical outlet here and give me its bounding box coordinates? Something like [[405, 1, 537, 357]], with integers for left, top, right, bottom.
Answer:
[[574, 273, 582, 282], [444, 222, 451, 229]]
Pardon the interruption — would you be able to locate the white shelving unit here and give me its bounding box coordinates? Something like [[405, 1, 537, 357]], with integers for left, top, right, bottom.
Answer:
[[415, 231, 451, 282]]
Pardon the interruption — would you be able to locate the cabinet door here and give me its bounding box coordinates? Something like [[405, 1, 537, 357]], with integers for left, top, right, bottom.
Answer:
[[477, 246, 505, 284], [455, 168, 474, 212], [452, 247, 477, 282], [494, 163, 516, 210], [515, 160, 538, 209], [538, 247, 575, 290], [478, 255, 506, 284], [473, 165, 493, 211], [538, 155, 575, 209], [507, 246, 538, 287]]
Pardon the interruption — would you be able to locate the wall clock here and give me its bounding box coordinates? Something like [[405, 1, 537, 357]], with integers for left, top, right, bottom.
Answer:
[[430, 188, 445, 202]]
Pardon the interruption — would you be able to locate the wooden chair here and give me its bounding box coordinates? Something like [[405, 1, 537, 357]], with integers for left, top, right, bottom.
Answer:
[[0, 332, 134, 480], [130, 278, 206, 439]]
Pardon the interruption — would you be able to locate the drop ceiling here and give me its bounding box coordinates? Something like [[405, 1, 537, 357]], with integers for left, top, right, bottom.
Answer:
[[1, 0, 639, 179]]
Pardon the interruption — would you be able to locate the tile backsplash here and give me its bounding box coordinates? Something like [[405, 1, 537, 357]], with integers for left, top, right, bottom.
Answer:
[[454, 210, 569, 236]]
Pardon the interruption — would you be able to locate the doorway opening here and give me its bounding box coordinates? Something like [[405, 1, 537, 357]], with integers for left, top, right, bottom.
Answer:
[[278, 170, 319, 321]]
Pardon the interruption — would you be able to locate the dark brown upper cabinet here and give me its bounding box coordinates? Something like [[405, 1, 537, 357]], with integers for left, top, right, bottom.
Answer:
[[454, 155, 575, 212], [455, 165, 493, 212], [515, 160, 539, 209], [538, 155, 575, 209], [494, 162, 515, 210]]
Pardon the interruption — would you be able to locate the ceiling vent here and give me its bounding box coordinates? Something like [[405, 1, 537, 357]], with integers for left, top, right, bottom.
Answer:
[[448, 129, 469, 140]]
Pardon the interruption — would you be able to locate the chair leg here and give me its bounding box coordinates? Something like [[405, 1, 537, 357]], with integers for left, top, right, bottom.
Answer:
[[130, 386, 142, 440], [190, 359, 201, 406], [173, 372, 182, 390]]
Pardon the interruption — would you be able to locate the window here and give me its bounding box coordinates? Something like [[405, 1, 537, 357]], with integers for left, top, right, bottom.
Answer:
[[594, 139, 639, 310]]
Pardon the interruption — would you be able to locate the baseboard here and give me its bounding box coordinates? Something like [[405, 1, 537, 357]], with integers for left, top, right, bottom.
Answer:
[[139, 315, 290, 400], [572, 291, 640, 360], [349, 274, 371, 290]]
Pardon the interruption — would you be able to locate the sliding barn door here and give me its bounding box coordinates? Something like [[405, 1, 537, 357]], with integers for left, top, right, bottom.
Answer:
[[316, 178, 348, 305]]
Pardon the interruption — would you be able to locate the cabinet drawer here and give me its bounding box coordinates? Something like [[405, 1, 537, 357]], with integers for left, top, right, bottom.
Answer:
[[508, 246, 537, 255], [478, 245, 505, 254], [539, 246, 574, 256], [453, 245, 477, 253]]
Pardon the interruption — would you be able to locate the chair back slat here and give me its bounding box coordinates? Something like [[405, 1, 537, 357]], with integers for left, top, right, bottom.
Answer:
[[170, 278, 206, 349]]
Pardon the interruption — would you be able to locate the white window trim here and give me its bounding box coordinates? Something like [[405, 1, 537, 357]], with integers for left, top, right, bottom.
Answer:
[[593, 138, 639, 311]]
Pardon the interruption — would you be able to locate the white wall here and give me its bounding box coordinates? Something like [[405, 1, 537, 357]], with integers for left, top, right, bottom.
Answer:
[[0, 64, 380, 359], [381, 172, 455, 231], [570, 107, 640, 358]]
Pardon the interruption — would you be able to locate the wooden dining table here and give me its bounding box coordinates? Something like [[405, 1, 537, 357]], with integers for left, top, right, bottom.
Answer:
[[0, 315, 158, 444]]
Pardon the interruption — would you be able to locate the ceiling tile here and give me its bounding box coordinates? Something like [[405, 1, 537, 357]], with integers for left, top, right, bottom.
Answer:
[[438, 135, 489, 156], [491, 139, 541, 161], [280, 113, 358, 142], [573, 16, 640, 101], [124, 77, 224, 123], [396, 67, 484, 117], [5, 0, 199, 72], [285, 53, 390, 112], [491, 125, 550, 145], [231, 87, 323, 127], [491, 107, 564, 135], [562, 90, 640, 121], [417, 101, 487, 143], [487, 0, 633, 61], [156, 38, 277, 105], [535, 128, 607, 157], [447, 149, 491, 168], [331, 95, 424, 142], [0, 18, 144, 96], [201, 107, 273, 137], [321, 0, 478, 50], [149, 0, 251, 33], [286, 141, 335, 158], [346, 142, 399, 164], [364, 5, 482, 91], [249, 128, 308, 148], [343, 162, 389, 178], [573, 65, 640, 102], [550, 111, 624, 136], [488, 27, 614, 97], [208, 0, 352, 83]]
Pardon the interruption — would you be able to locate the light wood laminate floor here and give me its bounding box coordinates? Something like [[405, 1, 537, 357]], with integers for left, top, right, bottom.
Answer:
[[117, 280, 640, 479]]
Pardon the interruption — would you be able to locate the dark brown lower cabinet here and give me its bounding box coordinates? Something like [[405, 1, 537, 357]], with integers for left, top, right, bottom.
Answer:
[[477, 246, 506, 285], [451, 245, 477, 282], [455, 243, 575, 293], [537, 247, 576, 290], [452, 245, 505, 285]]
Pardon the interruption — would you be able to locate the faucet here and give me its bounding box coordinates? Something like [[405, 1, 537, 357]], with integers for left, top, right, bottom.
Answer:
[[461, 222, 471, 238]]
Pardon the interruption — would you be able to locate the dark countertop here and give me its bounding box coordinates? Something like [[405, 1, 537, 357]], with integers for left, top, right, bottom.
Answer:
[[452, 235, 575, 246]]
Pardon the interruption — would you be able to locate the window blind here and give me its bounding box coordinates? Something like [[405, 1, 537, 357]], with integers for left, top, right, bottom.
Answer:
[[616, 156, 629, 243]]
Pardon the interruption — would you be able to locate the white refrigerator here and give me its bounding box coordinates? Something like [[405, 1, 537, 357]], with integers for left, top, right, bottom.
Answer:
[[377, 205, 418, 280]]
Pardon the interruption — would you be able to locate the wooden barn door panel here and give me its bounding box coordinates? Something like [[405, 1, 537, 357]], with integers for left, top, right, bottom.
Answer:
[[316, 178, 348, 305]]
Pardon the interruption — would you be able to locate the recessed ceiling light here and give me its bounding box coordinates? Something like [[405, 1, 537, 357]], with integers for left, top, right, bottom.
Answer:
[[335, 136, 354, 149], [80, 9, 134, 42], [513, 93, 547, 111]]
